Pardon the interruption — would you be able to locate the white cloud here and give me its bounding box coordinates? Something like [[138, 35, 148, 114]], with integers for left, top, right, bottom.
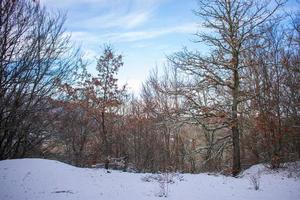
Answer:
[[40, 0, 109, 8], [78, 10, 152, 29], [68, 31, 99, 44], [68, 22, 199, 45], [119, 79, 142, 95], [126, 79, 142, 94], [41, 0, 163, 8], [42, 0, 165, 29], [99, 22, 200, 42], [126, 11, 151, 29], [67, 23, 199, 44], [83, 49, 98, 61]]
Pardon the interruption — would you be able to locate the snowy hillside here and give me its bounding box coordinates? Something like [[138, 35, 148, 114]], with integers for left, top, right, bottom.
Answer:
[[0, 159, 299, 200]]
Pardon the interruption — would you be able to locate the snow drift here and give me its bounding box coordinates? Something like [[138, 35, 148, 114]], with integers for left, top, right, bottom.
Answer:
[[0, 158, 299, 200]]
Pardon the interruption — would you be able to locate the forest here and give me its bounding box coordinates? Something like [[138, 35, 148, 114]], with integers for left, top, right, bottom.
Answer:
[[0, 0, 299, 178]]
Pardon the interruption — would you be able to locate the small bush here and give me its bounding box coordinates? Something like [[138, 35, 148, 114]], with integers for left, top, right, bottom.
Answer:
[[249, 174, 260, 190], [141, 172, 184, 197]]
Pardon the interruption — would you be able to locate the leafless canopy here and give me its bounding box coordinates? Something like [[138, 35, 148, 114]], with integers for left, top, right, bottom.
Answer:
[[0, 0, 79, 159]]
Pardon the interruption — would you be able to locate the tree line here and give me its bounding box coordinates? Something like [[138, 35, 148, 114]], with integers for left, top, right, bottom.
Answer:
[[0, 0, 299, 176]]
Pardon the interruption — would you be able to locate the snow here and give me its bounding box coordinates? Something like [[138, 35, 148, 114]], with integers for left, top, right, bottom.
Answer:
[[0, 159, 299, 200]]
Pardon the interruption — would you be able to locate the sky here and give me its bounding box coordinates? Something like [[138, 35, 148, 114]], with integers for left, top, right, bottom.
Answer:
[[41, 0, 299, 94], [40, 0, 201, 94]]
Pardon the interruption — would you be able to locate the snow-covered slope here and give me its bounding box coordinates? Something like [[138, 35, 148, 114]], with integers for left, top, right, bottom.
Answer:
[[0, 159, 299, 200]]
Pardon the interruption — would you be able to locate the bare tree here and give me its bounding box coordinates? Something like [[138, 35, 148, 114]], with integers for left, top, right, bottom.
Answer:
[[0, 0, 79, 159], [241, 9, 300, 167], [84, 45, 126, 160], [168, 0, 285, 176]]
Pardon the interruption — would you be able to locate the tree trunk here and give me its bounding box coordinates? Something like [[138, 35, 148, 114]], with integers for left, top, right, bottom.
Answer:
[[232, 63, 241, 176], [101, 110, 109, 158]]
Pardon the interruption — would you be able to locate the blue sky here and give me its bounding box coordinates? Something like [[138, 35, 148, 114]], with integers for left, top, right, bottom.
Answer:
[[41, 0, 201, 94], [42, 0, 299, 94]]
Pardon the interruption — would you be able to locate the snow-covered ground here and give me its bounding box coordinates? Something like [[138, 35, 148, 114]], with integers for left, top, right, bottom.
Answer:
[[0, 159, 299, 200]]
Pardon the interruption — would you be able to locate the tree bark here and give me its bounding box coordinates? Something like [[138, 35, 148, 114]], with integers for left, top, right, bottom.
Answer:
[[232, 53, 241, 176]]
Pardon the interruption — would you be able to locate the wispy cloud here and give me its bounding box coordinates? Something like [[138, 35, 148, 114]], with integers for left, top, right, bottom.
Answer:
[[103, 22, 199, 42], [41, 0, 111, 8], [77, 10, 152, 30], [42, 0, 165, 29], [69, 23, 200, 45]]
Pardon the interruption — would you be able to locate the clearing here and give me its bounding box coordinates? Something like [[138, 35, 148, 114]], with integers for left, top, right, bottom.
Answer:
[[0, 159, 299, 200]]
